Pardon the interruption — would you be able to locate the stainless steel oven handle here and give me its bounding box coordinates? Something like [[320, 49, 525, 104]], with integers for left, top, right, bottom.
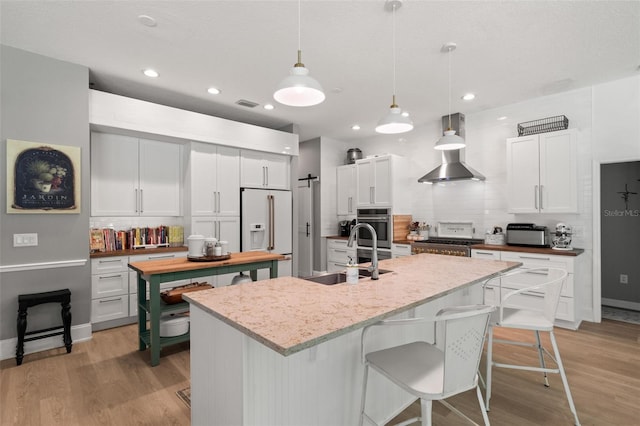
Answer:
[[357, 216, 389, 221]]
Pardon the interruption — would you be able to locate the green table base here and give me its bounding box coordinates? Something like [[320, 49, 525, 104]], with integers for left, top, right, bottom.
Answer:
[[135, 259, 279, 366]]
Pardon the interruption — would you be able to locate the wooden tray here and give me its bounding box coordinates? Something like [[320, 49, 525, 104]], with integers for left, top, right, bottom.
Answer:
[[187, 254, 231, 262], [161, 282, 213, 304]]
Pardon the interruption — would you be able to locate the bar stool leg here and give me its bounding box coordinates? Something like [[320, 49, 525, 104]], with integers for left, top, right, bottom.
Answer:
[[61, 300, 72, 353], [16, 306, 27, 365]]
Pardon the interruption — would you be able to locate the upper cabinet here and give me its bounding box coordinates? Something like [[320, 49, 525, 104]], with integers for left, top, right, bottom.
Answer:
[[91, 132, 181, 217], [240, 150, 290, 190], [189, 143, 240, 217], [356, 155, 410, 210], [507, 129, 578, 214], [336, 164, 356, 215]]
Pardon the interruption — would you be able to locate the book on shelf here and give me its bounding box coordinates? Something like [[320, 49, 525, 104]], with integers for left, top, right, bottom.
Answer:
[[90, 225, 184, 252]]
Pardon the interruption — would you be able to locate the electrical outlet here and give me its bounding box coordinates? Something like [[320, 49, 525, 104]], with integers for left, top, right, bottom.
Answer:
[[13, 233, 38, 247], [620, 274, 629, 284]]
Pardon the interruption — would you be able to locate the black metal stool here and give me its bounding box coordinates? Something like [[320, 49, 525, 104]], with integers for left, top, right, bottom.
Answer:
[[16, 289, 72, 365]]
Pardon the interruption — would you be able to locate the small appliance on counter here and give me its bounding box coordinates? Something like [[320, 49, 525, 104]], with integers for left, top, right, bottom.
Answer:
[[339, 220, 351, 237], [552, 222, 573, 250], [506, 223, 549, 247]]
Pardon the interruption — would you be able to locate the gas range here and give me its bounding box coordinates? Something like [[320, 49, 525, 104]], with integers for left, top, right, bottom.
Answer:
[[410, 221, 482, 257], [411, 237, 484, 257]]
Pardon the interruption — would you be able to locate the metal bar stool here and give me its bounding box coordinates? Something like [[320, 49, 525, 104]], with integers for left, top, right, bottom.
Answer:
[[16, 288, 72, 365]]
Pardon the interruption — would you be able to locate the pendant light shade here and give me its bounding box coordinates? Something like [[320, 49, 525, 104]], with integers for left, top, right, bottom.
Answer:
[[434, 129, 466, 150], [375, 97, 414, 134], [375, 0, 413, 134], [274, 0, 325, 107], [274, 53, 325, 107], [435, 42, 466, 150]]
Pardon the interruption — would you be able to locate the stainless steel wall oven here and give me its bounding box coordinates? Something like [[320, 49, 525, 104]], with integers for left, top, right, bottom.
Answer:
[[356, 208, 392, 249]]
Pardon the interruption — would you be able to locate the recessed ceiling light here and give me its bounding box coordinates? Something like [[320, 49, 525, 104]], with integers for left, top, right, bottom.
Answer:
[[462, 93, 475, 101], [138, 15, 157, 27], [284, 146, 291, 150], [497, 116, 507, 121], [143, 69, 159, 78], [263, 104, 275, 110], [351, 124, 361, 131], [207, 87, 221, 95]]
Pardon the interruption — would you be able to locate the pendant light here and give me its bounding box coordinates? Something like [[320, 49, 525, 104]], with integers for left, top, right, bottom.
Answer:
[[273, 0, 325, 107], [375, 0, 413, 134], [434, 42, 466, 150]]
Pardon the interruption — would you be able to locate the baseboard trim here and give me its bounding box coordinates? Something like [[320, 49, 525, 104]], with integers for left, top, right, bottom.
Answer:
[[602, 298, 640, 311], [0, 322, 92, 361]]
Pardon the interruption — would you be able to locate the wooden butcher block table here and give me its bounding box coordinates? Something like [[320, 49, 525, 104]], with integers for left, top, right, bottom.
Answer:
[[129, 251, 284, 366]]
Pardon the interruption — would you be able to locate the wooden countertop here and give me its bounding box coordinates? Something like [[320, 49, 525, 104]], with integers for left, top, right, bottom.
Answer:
[[471, 244, 584, 256], [90, 246, 188, 259], [183, 254, 520, 356], [129, 251, 284, 275]]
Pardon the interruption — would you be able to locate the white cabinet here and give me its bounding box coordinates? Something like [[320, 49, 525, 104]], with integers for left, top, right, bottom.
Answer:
[[327, 239, 356, 273], [355, 155, 409, 211], [391, 243, 411, 258], [336, 164, 357, 215], [506, 129, 577, 213], [91, 132, 182, 217], [471, 248, 582, 329], [189, 143, 240, 217], [91, 256, 129, 324], [241, 150, 290, 190]]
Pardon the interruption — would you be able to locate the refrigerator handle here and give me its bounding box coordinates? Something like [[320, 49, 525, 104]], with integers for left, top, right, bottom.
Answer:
[[268, 194, 275, 250]]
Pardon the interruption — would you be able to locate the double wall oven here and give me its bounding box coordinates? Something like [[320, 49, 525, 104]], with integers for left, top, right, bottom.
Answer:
[[356, 208, 392, 263]]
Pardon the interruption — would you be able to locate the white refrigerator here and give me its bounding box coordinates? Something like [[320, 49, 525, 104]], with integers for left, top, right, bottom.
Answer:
[[240, 188, 292, 278]]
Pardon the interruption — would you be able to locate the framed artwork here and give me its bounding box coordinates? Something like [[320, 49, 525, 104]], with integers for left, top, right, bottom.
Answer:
[[6, 139, 81, 214]]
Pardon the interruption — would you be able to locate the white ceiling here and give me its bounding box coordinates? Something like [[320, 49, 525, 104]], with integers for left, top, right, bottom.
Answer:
[[2, 1, 639, 142]]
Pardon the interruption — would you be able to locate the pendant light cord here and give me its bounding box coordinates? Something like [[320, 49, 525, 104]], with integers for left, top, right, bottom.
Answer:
[[392, 3, 397, 105], [296, 0, 302, 65], [447, 45, 452, 130]]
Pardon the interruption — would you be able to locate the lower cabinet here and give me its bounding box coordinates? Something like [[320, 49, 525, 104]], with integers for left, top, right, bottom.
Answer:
[[327, 239, 356, 273], [471, 248, 582, 329], [91, 251, 188, 330]]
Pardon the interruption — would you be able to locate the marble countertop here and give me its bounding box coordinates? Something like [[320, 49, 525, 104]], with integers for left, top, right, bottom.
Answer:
[[183, 253, 520, 356]]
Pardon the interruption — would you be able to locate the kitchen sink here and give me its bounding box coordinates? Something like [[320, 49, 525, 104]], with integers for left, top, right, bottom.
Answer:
[[303, 268, 392, 285]]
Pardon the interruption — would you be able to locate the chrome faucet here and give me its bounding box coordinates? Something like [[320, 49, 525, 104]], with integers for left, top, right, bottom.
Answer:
[[347, 223, 379, 280]]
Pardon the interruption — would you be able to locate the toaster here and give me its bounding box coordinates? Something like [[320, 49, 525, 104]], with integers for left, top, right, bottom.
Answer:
[[506, 223, 549, 247]]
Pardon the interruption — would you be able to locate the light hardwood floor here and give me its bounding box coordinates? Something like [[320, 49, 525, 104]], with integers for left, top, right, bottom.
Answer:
[[1, 319, 638, 425]]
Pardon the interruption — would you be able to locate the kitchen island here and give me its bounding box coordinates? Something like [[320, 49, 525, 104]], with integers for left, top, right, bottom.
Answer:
[[184, 253, 519, 425]]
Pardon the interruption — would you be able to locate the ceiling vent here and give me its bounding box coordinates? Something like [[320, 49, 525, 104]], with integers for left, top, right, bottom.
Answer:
[[235, 99, 259, 108]]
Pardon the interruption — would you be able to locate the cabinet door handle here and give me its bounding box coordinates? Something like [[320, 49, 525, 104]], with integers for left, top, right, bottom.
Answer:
[[475, 251, 494, 255], [334, 249, 347, 253], [370, 187, 374, 203], [99, 259, 122, 264], [99, 274, 124, 279], [135, 189, 139, 213], [262, 166, 267, 187], [140, 189, 144, 213], [348, 197, 352, 213], [265, 166, 269, 187], [534, 185, 538, 210], [539, 185, 544, 210], [520, 255, 550, 260], [148, 254, 174, 259], [306, 222, 310, 237], [217, 192, 221, 213], [99, 297, 123, 303]]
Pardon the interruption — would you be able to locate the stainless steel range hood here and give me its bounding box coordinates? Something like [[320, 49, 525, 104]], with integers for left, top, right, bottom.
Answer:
[[418, 113, 486, 183]]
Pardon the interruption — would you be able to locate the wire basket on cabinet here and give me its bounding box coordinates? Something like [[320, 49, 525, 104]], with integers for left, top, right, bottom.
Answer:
[[517, 115, 569, 136]]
